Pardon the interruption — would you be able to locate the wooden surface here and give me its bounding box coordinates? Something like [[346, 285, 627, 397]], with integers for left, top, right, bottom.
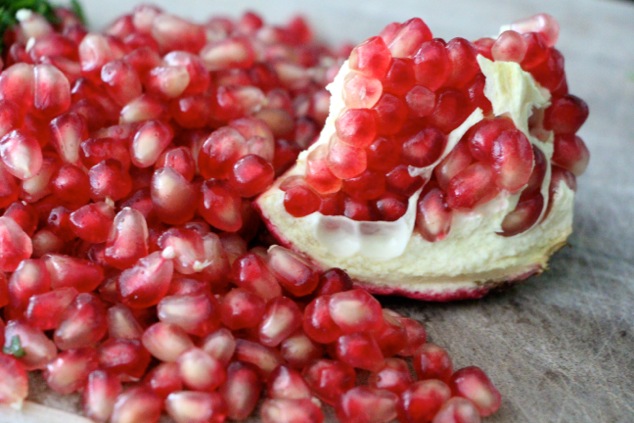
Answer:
[[3, 0, 633, 422]]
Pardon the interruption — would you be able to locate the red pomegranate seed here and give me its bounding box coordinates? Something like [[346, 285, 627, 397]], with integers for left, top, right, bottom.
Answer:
[[279, 331, 323, 369], [400, 379, 452, 423], [69, 201, 115, 243], [491, 129, 534, 192], [385, 164, 424, 197], [303, 358, 356, 406], [372, 94, 408, 137], [105, 207, 149, 270], [432, 397, 482, 423], [50, 164, 91, 208], [267, 246, 319, 297], [232, 252, 282, 300], [31, 228, 64, 257], [220, 362, 262, 420], [326, 134, 368, 179], [367, 136, 401, 171], [0, 164, 19, 208], [151, 167, 197, 224], [444, 37, 479, 88], [177, 347, 226, 391], [118, 251, 173, 309], [25, 287, 78, 331], [158, 293, 220, 336], [166, 391, 228, 423], [130, 119, 174, 168], [48, 113, 87, 166], [328, 288, 383, 333], [373, 309, 408, 356], [88, 159, 133, 201], [44, 347, 99, 394], [402, 127, 447, 168], [446, 162, 498, 210], [0, 354, 28, 409], [143, 362, 182, 399], [368, 358, 413, 394], [83, 370, 122, 423], [234, 339, 283, 378], [219, 287, 266, 330], [99, 338, 151, 380], [3, 320, 57, 370], [466, 117, 515, 162], [491, 30, 527, 63], [33, 63, 71, 118], [267, 365, 312, 399], [228, 154, 275, 197], [120, 94, 167, 123], [0, 130, 43, 180], [200, 328, 236, 365], [110, 386, 162, 423], [101, 59, 143, 106], [107, 304, 144, 340], [417, 187, 452, 242], [412, 39, 449, 91], [335, 108, 378, 149], [511, 13, 560, 47], [305, 144, 343, 194], [336, 332, 385, 372], [342, 196, 373, 219], [388, 18, 432, 58], [8, 258, 50, 312], [283, 181, 321, 217], [413, 343, 454, 382], [258, 296, 303, 347], [552, 134, 590, 176], [54, 293, 108, 350], [142, 322, 194, 363], [303, 295, 343, 344], [500, 193, 544, 236], [80, 136, 131, 170], [261, 398, 324, 423], [43, 254, 104, 292], [450, 366, 502, 417], [336, 386, 399, 423], [349, 36, 392, 79], [79, 33, 115, 73], [198, 180, 243, 232], [343, 71, 383, 109]]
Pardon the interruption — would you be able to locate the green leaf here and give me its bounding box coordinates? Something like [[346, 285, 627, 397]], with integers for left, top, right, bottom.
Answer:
[[2, 335, 26, 358]]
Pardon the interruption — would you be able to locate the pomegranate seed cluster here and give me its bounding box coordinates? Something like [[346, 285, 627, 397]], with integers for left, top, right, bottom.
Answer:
[[0, 5, 503, 423], [281, 15, 589, 242]]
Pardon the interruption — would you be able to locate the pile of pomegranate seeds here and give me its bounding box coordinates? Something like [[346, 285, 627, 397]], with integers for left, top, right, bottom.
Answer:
[[0, 4, 502, 422], [282, 14, 589, 241]]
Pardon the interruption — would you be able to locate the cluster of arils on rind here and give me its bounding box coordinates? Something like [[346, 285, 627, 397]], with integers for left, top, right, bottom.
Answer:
[[282, 14, 589, 242], [0, 5, 502, 423]]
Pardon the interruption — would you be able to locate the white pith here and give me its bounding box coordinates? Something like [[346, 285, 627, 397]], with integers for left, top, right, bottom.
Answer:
[[256, 54, 575, 298]]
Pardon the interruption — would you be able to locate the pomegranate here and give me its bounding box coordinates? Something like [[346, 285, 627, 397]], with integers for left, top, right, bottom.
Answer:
[[256, 14, 589, 300], [0, 3, 589, 422]]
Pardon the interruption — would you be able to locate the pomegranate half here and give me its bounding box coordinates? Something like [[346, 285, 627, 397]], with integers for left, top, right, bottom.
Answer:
[[256, 14, 589, 300]]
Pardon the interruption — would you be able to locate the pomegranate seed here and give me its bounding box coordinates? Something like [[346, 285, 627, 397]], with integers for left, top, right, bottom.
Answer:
[[220, 362, 262, 419], [258, 296, 303, 347], [398, 316, 428, 356], [200, 328, 236, 365], [343, 71, 383, 109], [492, 30, 527, 62], [219, 287, 266, 330], [166, 391, 227, 423], [500, 193, 544, 236], [44, 347, 99, 394], [8, 258, 50, 312], [490, 129, 534, 192], [143, 362, 182, 399], [99, 338, 151, 380], [101, 59, 143, 106], [79, 33, 115, 73], [105, 207, 149, 269], [302, 295, 343, 344], [156, 146, 196, 181], [432, 397, 482, 423], [413, 343, 454, 382], [267, 365, 312, 399], [306, 144, 343, 194], [83, 370, 122, 422], [417, 187, 452, 242], [80, 136, 131, 169], [0, 130, 43, 180], [336, 386, 399, 423], [151, 167, 198, 224], [335, 108, 378, 149], [234, 339, 283, 377], [261, 398, 324, 423], [130, 120, 174, 168], [520, 32, 549, 69], [142, 322, 194, 362], [552, 134, 590, 176], [303, 359, 356, 406], [402, 127, 447, 168], [388, 18, 432, 58], [267, 246, 319, 297], [69, 201, 115, 243], [110, 386, 162, 423], [43, 254, 104, 292], [118, 251, 173, 309], [510, 13, 560, 47], [3, 320, 57, 370], [368, 357, 413, 394], [198, 180, 243, 232], [158, 293, 220, 336], [385, 164, 424, 197], [229, 154, 275, 197], [400, 379, 452, 423], [450, 366, 502, 417], [446, 162, 498, 210], [107, 304, 144, 340], [283, 182, 321, 217], [177, 347, 226, 391], [337, 332, 386, 372], [152, 13, 206, 53], [349, 36, 392, 79], [327, 135, 368, 179], [120, 93, 167, 123], [88, 159, 133, 201], [279, 331, 323, 369], [367, 136, 401, 171], [54, 293, 108, 350], [0, 355, 28, 409], [466, 117, 515, 162], [328, 288, 383, 333], [232, 252, 282, 300], [374, 309, 408, 356]]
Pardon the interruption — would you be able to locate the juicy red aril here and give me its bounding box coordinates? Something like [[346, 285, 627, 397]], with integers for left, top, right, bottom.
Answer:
[[261, 398, 324, 423], [178, 347, 226, 391], [368, 357, 413, 394], [388, 17, 432, 58], [144, 362, 182, 399], [0, 355, 28, 408], [328, 288, 384, 333], [327, 135, 368, 179], [432, 397, 482, 423], [385, 164, 424, 197], [45, 348, 99, 395], [220, 287, 266, 330], [349, 36, 392, 79], [228, 154, 275, 197], [54, 293, 108, 350], [450, 366, 502, 417], [446, 162, 498, 210], [83, 370, 122, 423], [267, 365, 312, 399], [165, 391, 228, 423], [267, 245, 319, 297], [234, 339, 283, 377], [220, 362, 262, 420], [258, 296, 303, 347], [306, 144, 343, 194], [198, 180, 243, 232], [280, 331, 324, 369], [110, 386, 162, 423], [118, 251, 173, 309], [499, 192, 544, 236], [158, 293, 220, 336], [552, 134, 590, 176], [142, 322, 194, 363], [0, 130, 43, 180], [283, 181, 321, 217], [302, 358, 356, 406], [417, 187, 452, 242], [336, 386, 399, 423], [466, 117, 515, 162], [25, 287, 78, 330], [492, 30, 527, 63], [491, 129, 534, 192], [232, 252, 282, 301], [413, 342, 454, 382], [402, 127, 447, 167], [336, 332, 385, 372], [400, 379, 452, 423], [335, 108, 378, 148], [3, 320, 57, 370], [99, 338, 151, 380]]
